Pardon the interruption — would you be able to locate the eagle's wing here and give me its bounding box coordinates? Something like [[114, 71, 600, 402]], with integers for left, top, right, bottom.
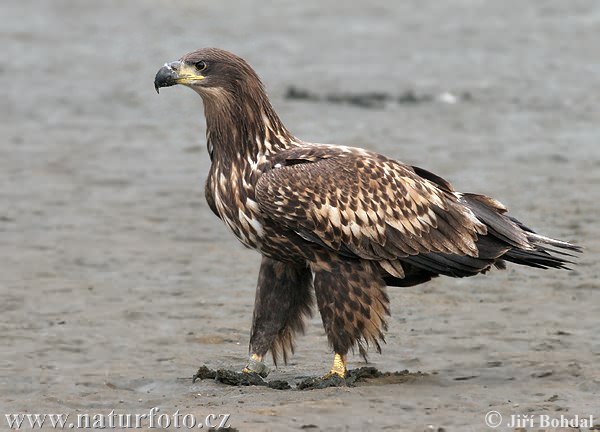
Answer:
[[256, 145, 488, 267]]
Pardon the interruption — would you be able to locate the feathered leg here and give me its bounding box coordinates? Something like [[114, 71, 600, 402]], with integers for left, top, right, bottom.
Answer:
[[245, 256, 313, 376], [312, 257, 390, 377]]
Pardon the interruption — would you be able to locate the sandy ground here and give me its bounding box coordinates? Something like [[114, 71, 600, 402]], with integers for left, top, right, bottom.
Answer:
[[2, 1, 599, 431]]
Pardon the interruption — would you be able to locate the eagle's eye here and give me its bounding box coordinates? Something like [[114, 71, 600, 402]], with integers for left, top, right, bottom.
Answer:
[[195, 61, 207, 71]]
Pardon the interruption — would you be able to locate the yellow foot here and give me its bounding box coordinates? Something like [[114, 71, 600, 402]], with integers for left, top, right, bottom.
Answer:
[[242, 353, 270, 378], [296, 354, 348, 390], [326, 353, 347, 378]]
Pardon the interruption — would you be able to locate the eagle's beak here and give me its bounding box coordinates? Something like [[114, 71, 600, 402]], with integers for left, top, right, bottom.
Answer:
[[154, 61, 180, 93], [154, 60, 204, 94]]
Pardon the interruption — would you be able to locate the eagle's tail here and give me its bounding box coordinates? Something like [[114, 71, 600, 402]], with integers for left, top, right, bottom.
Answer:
[[386, 191, 581, 286], [501, 218, 582, 270], [459, 193, 582, 271]]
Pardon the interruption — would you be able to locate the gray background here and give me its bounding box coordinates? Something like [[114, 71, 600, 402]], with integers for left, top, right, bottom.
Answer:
[[2, 1, 599, 431]]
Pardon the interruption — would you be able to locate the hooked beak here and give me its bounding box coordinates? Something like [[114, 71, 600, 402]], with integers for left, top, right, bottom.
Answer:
[[154, 60, 205, 94], [154, 61, 179, 93]]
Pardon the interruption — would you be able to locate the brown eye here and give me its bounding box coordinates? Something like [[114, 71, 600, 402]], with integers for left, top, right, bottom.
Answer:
[[195, 61, 207, 71]]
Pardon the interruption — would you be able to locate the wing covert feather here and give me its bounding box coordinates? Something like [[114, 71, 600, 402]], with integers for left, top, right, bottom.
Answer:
[[256, 145, 486, 260]]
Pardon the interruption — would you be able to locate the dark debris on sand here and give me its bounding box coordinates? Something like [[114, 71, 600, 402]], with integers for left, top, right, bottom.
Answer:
[[297, 366, 428, 390], [193, 366, 291, 390], [285, 85, 473, 109], [193, 365, 426, 391]]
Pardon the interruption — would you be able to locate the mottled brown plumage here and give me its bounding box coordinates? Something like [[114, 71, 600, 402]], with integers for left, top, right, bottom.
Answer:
[[155, 48, 581, 377]]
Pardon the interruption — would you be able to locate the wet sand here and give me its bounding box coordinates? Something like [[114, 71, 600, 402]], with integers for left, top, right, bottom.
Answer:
[[2, 1, 599, 431]]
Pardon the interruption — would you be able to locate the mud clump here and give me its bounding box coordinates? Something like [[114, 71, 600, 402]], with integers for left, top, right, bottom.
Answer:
[[297, 367, 428, 390], [193, 365, 426, 390], [193, 365, 291, 390]]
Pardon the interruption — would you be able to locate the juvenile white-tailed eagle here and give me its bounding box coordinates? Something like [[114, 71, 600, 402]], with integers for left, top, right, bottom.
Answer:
[[154, 48, 580, 379]]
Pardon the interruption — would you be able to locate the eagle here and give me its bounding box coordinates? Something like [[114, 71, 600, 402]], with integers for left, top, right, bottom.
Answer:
[[154, 48, 580, 380]]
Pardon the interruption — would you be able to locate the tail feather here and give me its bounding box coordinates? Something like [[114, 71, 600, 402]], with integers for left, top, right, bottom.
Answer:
[[389, 190, 580, 281], [503, 247, 574, 270], [509, 216, 582, 256], [459, 193, 581, 271]]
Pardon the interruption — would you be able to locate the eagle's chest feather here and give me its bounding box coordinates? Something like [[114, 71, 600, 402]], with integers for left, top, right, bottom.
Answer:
[[208, 160, 268, 249]]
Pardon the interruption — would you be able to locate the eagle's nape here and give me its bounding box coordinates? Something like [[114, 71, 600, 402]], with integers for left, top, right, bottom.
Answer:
[[155, 48, 581, 382]]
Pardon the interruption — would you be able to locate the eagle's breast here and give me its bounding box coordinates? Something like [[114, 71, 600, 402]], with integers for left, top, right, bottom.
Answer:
[[210, 157, 268, 250]]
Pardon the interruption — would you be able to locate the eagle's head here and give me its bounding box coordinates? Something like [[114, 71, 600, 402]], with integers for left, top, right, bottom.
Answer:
[[155, 48, 293, 153], [154, 47, 263, 100]]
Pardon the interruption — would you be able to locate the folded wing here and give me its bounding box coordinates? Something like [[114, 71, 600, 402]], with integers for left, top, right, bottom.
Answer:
[[256, 145, 490, 277]]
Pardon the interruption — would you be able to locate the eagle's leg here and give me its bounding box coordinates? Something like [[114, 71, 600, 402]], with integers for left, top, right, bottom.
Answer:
[[312, 258, 390, 378], [329, 353, 347, 378], [242, 353, 269, 378], [245, 256, 313, 376]]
